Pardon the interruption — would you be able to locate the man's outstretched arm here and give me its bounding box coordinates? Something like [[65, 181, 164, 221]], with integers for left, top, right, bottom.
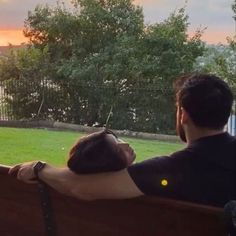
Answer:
[[9, 162, 143, 200]]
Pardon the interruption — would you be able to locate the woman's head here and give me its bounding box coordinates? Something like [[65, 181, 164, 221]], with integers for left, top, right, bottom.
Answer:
[[67, 130, 136, 174]]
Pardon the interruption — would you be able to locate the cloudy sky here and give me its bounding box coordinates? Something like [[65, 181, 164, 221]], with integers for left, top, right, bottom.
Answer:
[[0, 0, 235, 45]]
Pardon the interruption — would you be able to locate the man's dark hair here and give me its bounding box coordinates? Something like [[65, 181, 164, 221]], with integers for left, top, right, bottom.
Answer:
[[174, 73, 234, 129], [67, 130, 128, 174]]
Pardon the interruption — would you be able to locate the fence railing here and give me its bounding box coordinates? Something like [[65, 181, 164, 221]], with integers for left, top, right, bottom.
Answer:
[[0, 79, 235, 136], [0, 84, 11, 120], [0, 79, 176, 134]]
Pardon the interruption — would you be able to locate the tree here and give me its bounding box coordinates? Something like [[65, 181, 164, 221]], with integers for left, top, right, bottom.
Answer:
[[194, 1, 236, 97], [22, 0, 144, 127], [0, 47, 71, 120], [0, 1, 205, 133], [119, 8, 205, 132]]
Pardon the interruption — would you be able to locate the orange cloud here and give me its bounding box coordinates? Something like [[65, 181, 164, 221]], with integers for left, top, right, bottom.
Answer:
[[0, 29, 27, 46], [0, 28, 231, 46], [201, 31, 230, 45], [189, 30, 231, 44]]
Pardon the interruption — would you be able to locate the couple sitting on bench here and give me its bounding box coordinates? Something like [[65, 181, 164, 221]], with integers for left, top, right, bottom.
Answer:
[[10, 73, 236, 209]]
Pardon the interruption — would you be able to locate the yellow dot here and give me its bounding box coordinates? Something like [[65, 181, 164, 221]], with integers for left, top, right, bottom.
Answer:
[[161, 179, 168, 186]]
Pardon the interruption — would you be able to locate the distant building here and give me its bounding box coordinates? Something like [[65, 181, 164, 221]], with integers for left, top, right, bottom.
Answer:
[[227, 101, 236, 136], [0, 44, 27, 56]]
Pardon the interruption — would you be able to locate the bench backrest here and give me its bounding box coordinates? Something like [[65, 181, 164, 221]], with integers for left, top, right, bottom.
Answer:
[[0, 165, 225, 236]]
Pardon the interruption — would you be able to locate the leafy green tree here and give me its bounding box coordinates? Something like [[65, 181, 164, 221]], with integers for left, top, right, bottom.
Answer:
[[130, 8, 204, 132], [47, 0, 144, 126], [194, 1, 236, 98], [0, 47, 71, 120], [0, 1, 205, 133]]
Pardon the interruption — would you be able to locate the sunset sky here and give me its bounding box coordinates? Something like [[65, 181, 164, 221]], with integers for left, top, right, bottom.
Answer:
[[0, 0, 235, 46]]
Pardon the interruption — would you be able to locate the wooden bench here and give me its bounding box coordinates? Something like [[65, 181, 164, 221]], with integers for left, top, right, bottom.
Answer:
[[0, 165, 226, 236]]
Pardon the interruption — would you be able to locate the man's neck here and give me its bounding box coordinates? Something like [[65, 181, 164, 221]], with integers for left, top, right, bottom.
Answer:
[[186, 128, 224, 145]]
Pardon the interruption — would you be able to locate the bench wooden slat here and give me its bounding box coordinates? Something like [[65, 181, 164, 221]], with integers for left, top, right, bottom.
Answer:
[[0, 165, 225, 236]]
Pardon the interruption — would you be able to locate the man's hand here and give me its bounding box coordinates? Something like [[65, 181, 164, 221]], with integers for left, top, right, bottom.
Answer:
[[8, 162, 38, 184]]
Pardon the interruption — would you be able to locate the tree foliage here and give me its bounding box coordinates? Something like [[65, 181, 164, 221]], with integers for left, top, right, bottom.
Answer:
[[0, 0, 205, 133], [194, 1, 236, 99]]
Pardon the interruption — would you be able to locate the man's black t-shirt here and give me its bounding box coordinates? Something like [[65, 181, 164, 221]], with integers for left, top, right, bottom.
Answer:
[[128, 133, 236, 207]]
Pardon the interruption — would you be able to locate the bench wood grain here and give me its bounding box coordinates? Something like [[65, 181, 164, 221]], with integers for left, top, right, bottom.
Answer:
[[0, 165, 225, 236]]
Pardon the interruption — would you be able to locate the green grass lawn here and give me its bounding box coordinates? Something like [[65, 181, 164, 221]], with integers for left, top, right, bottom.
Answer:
[[0, 127, 184, 167]]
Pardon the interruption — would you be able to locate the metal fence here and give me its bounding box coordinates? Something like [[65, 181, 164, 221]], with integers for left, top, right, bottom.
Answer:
[[0, 79, 235, 136], [0, 83, 10, 120], [0, 79, 66, 121], [0, 78, 177, 134]]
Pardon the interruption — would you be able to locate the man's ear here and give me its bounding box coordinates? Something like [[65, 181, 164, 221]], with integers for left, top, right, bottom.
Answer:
[[181, 107, 190, 125]]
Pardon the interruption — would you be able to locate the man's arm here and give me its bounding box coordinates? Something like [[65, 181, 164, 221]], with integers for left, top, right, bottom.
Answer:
[[9, 162, 143, 200]]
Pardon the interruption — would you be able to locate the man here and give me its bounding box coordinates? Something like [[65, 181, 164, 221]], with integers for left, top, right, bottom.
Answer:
[[9, 73, 236, 207]]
